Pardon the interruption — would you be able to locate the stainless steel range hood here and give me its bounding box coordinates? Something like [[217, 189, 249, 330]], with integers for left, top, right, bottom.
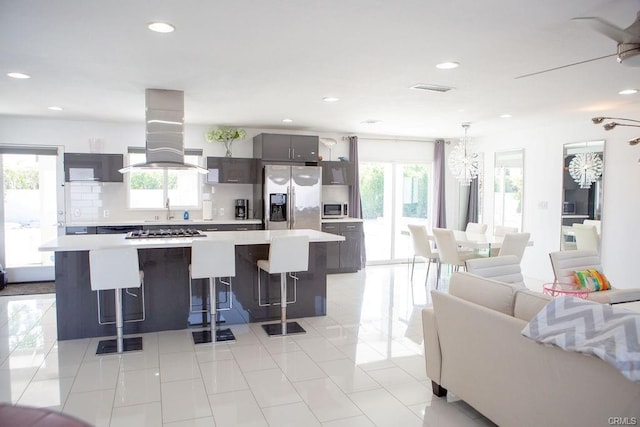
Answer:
[[119, 89, 208, 174]]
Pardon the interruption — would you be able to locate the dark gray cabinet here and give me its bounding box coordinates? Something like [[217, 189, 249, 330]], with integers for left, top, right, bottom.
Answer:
[[206, 157, 257, 184], [143, 223, 261, 232], [321, 161, 354, 185], [188, 224, 261, 232], [64, 153, 124, 182], [321, 221, 363, 273], [321, 224, 341, 270], [253, 133, 319, 162], [66, 226, 97, 235]]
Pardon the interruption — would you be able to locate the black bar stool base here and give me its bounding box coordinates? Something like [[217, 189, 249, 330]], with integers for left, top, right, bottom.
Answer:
[[262, 321, 306, 337], [192, 328, 236, 344], [96, 337, 143, 355]]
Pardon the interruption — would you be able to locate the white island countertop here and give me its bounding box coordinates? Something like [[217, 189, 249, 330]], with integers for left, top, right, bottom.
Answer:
[[40, 229, 345, 252]]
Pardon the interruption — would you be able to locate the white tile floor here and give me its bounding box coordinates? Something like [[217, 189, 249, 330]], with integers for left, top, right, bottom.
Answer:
[[0, 264, 500, 426]]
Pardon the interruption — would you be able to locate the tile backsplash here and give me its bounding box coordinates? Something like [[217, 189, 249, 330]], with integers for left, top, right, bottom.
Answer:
[[68, 182, 103, 221], [66, 181, 348, 224]]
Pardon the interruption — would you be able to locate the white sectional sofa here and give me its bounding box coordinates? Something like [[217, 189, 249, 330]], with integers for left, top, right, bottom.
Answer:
[[422, 272, 640, 427]]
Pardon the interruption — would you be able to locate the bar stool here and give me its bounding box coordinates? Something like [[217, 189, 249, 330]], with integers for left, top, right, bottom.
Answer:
[[257, 235, 309, 336], [189, 240, 236, 344], [89, 247, 144, 355]]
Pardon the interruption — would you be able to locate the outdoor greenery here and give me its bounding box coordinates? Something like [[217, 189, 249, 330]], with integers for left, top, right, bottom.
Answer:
[[3, 168, 39, 190], [495, 168, 523, 213], [402, 165, 429, 218], [360, 163, 429, 220], [130, 172, 178, 189], [360, 163, 384, 219]]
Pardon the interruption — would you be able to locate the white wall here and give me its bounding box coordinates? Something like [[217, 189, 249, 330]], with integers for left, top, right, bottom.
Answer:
[[474, 122, 640, 288]]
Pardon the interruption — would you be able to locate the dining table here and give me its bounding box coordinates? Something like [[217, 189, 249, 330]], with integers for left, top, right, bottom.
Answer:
[[431, 229, 533, 252], [402, 228, 533, 254]]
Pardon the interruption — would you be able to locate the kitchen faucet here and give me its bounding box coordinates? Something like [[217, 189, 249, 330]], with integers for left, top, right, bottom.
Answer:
[[165, 198, 174, 220]]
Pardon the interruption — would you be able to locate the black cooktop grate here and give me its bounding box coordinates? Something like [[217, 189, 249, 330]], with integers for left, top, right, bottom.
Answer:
[[125, 228, 206, 239]]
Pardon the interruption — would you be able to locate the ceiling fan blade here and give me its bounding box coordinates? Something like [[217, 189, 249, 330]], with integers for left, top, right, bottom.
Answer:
[[623, 11, 640, 41], [572, 16, 636, 43], [514, 53, 617, 79]]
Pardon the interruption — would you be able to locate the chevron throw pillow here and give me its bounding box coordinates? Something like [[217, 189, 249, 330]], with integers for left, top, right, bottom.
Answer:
[[574, 269, 611, 291]]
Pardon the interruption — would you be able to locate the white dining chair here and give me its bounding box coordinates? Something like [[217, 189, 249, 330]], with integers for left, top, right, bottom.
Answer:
[[583, 219, 601, 235], [497, 232, 531, 262], [465, 223, 488, 234], [494, 225, 518, 237], [572, 223, 600, 253], [407, 224, 439, 286], [491, 226, 519, 255], [432, 228, 479, 287]]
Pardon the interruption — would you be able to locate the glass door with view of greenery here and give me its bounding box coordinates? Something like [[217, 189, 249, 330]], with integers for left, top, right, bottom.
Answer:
[[128, 153, 201, 209], [360, 162, 431, 263], [1, 151, 63, 282], [494, 150, 524, 231]]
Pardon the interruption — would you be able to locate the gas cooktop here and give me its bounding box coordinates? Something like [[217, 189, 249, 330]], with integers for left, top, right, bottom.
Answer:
[[125, 228, 206, 239]]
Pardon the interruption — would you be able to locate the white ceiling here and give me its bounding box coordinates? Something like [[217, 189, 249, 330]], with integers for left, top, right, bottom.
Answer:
[[1, 0, 639, 140]]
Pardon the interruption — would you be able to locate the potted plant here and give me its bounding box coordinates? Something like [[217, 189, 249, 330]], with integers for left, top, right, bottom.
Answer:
[[205, 127, 247, 157]]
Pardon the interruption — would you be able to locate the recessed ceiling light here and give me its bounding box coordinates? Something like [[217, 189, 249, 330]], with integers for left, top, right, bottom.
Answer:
[[148, 22, 175, 33], [322, 97, 339, 103], [619, 89, 638, 95], [7, 72, 30, 79], [500, 114, 512, 119], [436, 62, 459, 70], [282, 118, 293, 123], [48, 106, 63, 111], [361, 120, 381, 124]]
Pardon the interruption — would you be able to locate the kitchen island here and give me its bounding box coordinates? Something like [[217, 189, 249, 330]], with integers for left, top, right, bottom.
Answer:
[[40, 229, 344, 340]]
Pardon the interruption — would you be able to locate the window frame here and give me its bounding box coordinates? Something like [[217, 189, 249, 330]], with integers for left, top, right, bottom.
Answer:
[[125, 149, 203, 210]]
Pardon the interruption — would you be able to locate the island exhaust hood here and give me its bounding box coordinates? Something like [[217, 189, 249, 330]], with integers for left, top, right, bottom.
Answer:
[[119, 89, 208, 174]]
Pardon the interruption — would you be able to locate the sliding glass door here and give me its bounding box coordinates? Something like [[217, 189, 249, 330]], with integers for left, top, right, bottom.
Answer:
[[360, 161, 431, 264], [0, 146, 65, 282]]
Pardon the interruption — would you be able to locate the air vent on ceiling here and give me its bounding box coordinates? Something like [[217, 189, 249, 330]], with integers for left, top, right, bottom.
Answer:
[[410, 83, 454, 93]]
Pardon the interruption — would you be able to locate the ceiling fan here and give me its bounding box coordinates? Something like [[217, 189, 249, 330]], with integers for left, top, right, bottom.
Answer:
[[516, 11, 640, 79]]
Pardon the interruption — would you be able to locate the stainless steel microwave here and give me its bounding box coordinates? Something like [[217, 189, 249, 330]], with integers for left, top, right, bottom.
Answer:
[[322, 202, 348, 218]]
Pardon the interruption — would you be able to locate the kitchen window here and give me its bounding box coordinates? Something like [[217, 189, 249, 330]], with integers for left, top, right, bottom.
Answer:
[[127, 152, 202, 209]]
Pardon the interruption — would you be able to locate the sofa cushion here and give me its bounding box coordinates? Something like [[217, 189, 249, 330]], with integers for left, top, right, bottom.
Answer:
[[586, 288, 640, 304], [513, 290, 552, 321], [449, 272, 524, 316]]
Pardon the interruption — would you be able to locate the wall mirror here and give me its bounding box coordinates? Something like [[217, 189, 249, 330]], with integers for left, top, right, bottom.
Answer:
[[493, 149, 524, 232], [560, 140, 604, 250]]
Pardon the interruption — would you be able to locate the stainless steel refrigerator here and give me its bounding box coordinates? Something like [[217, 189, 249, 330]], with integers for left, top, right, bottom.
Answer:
[[263, 164, 321, 231]]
